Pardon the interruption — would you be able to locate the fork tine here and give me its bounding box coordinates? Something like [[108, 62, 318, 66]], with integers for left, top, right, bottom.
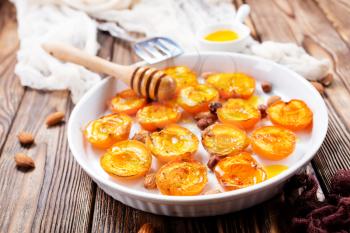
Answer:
[[133, 37, 183, 64], [158, 37, 183, 54], [134, 44, 153, 60], [142, 43, 163, 59], [151, 42, 171, 56]]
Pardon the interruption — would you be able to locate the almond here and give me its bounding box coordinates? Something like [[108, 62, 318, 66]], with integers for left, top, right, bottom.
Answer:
[[261, 81, 272, 93], [46, 111, 65, 127], [311, 81, 325, 94], [138, 223, 154, 233], [258, 104, 267, 118], [208, 101, 222, 114], [207, 154, 221, 171], [144, 173, 157, 189], [267, 95, 281, 106], [17, 132, 34, 145], [320, 73, 333, 87], [132, 130, 150, 144], [15, 153, 35, 169]]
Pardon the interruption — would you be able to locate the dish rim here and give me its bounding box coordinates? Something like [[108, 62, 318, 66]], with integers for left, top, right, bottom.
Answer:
[[67, 51, 328, 204]]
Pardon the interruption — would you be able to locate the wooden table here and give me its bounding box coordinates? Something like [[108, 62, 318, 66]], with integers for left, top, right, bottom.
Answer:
[[0, 0, 349, 232]]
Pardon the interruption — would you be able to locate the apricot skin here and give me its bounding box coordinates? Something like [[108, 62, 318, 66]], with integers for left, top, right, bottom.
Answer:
[[100, 140, 152, 179], [156, 160, 208, 196], [146, 124, 199, 163], [110, 89, 146, 115], [251, 126, 296, 160], [215, 152, 267, 191], [84, 113, 132, 149], [136, 105, 181, 131], [267, 99, 313, 131]]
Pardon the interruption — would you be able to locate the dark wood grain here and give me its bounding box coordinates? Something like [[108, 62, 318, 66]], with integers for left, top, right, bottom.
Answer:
[[0, 1, 24, 153], [246, 0, 350, 191], [0, 87, 95, 232], [313, 0, 350, 46]]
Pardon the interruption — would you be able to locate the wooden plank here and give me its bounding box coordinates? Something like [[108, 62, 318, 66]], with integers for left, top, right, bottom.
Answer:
[[0, 11, 117, 233], [313, 0, 350, 46], [0, 88, 96, 233], [0, 1, 25, 151], [92, 188, 287, 233], [246, 0, 350, 190]]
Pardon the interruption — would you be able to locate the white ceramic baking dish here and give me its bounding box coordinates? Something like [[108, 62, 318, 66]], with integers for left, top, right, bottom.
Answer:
[[67, 52, 328, 217]]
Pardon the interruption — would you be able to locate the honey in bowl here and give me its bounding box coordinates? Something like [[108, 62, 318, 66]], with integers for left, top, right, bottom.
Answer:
[[204, 29, 239, 42], [265, 165, 289, 179]]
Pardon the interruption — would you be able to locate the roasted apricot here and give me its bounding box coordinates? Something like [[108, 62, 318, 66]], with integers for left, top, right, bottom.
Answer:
[[110, 89, 146, 115], [217, 99, 261, 129], [146, 125, 198, 163], [206, 73, 255, 99], [100, 140, 152, 178], [156, 160, 207, 195], [84, 113, 132, 149], [177, 84, 219, 113], [164, 66, 198, 93], [136, 104, 181, 131], [251, 126, 296, 160], [267, 99, 313, 131], [202, 123, 249, 156], [214, 152, 267, 190]]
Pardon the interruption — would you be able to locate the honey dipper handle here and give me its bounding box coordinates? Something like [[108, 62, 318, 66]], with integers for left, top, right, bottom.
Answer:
[[42, 42, 135, 84]]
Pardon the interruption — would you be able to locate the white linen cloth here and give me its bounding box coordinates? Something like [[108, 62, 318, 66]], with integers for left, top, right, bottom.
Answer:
[[10, 0, 330, 103]]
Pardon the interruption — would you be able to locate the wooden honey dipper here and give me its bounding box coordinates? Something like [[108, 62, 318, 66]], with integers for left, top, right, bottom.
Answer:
[[42, 42, 176, 101]]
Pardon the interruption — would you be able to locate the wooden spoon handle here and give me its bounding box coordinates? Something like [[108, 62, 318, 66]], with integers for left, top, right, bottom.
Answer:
[[42, 42, 177, 101], [42, 42, 135, 84]]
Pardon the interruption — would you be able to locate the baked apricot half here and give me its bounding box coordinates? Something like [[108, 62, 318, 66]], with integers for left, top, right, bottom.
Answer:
[[110, 89, 146, 115], [177, 84, 219, 113], [206, 73, 255, 99], [156, 160, 207, 195], [84, 113, 132, 149], [251, 126, 296, 160], [100, 140, 152, 179], [202, 123, 249, 156], [164, 66, 198, 93], [214, 152, 267, 190], [267, 99, 313, 131], [217, 99, 261, 129], [146, 125, 198, 163], [136, 104, 181, 131]]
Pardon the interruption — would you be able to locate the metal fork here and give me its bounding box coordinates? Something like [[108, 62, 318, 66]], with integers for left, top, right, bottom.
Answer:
[[98, 23, 183, 64]]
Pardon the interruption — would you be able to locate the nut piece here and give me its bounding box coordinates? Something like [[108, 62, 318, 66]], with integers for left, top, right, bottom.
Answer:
[[197, 118, 215, 130], [194, 111, 217, 122], [17, 132, 34, 146], [132, 130, 149, 143], [267, 95, 281, 106], [258, 104, 267, 118], [144, 173, 157, 189], [207, 154, 221, 171], [15, 153, 35, 169], [311, 81, 325, 94], [321, 73, 333, 87], [46, 111, 65, 127], [201, 71, 215, 79], [208, 102, 222, 114], [204, 188, 222, 195], [261, 81, 272, 93], [138, 223, 154, 233], [194, 111, 217, 130]]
